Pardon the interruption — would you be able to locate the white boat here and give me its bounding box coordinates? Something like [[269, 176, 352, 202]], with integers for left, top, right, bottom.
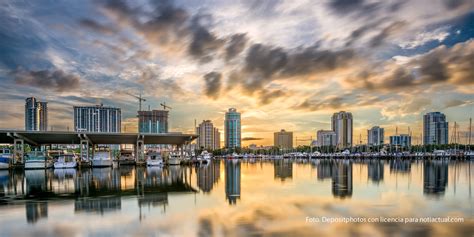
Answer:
[[146, 152, 163, 166], [0, 148, 12, 169], [118, 149, 135, 165], [54, 153, 78, 169], [465, 151, 474, 159], [201, 150, 212, 160], [25, 151, 53, 169], [168, 153, 181, 165], [92, 149, 113, 168]]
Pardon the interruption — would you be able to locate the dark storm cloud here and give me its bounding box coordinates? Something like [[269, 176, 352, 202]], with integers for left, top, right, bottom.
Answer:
[[329, 0, 365, 13], [203, 72, 222, 99], [258, 89, 286, 105], [12, 69, 80, 92], [369, 21, 406, 48], [242, 137, 264, 141], [188, 15, 225, 62], [418, 55, 449, 82], [79, 19, 117, 35], [225, 34, 248, 61]]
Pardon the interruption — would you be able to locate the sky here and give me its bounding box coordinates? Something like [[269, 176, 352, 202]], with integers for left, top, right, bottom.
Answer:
[[0, 0, 473, 146]]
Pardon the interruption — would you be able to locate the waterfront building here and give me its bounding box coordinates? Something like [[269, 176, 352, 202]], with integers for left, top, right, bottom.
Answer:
[[316, 130, 337, 147], [73, 104, 121, 133], [138, 110, 169, 133], [423, 112, 449, 145], [274, 129, 293, 149], [331, 111, 353, 149], [367, 126, 384, 146], [224, 108, 241, 149], [25, 97, 48, 131], [196, 120, 220, 150], [389, 134, 411, 148]]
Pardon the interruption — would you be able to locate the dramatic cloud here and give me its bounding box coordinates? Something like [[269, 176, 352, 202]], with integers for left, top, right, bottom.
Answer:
[[203, 72, 222, 99], [242, 137, 264, 141], [12, 69, 80, 92], [79, 19, 117, 35], [225, 34, 248, 61]]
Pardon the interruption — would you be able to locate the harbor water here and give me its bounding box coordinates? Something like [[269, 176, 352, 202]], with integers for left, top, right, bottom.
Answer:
[[0, 159, 472, 236]]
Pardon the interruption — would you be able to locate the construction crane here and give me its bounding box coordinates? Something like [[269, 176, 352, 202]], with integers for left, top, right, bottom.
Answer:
[[160, 102, 172, 110], [126, 92, 146, 112]]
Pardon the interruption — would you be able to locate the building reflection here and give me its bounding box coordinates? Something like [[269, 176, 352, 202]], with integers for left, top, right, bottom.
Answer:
[[423, 160, 448, 197], [274, 159, 292, 181], [26, 201, 48, 223], [317, 160, 333, 180], [368, 160, 384, 184], [332, 160, 353, 198], [196, 161, 220, 193], [225, 160, 241, 205], [389, 159, 411, 174]]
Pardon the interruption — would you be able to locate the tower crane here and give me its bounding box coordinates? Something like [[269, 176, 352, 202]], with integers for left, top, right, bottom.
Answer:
[[160, 102, 172, 110], [126, 92, 146, 112]]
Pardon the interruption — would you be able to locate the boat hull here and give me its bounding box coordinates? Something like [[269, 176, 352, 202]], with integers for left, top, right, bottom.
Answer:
[[25, 161, 53, 169], [92, 159, 112, 167], [146, 159, 163, 166], [0, 157, 10, 169], [54, 162, 77, 169]]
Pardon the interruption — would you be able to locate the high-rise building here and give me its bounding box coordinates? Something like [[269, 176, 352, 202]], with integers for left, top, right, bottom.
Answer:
[[274, 129, 293, 149], [196, 120, 220, 150], [316, 130, 336, 147], [367, 126, 384, 146], [423, 112, 448, 145], [224, 108, 241, 149], [389, 134, 411, 147], [138, 110, 169, 133], [331, 111, 353, 149], [25, 97, 48, 131], [73, 104, 121, 133]]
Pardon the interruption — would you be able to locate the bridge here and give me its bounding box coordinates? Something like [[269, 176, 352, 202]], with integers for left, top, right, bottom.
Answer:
[[0, 130, 198, 163]]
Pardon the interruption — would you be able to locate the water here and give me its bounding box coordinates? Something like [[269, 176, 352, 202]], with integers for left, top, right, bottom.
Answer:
[[0, 159, 472, 237]]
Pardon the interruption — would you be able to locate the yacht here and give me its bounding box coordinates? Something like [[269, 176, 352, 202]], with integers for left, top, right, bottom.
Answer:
[[0, 148, 12, 169], [54, 153, 78, 169], [146, 151, 163, 166], [118, 149, 136, 165], [464, 151, 474, 159], [201, 150, 212, 160], [168, 152, 181, 165], [92, 148, 113, 167], [24, 151, 53, 169]]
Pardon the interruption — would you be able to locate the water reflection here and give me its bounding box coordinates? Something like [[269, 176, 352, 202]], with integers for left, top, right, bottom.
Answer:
[[331, 160, 353, 198], [423, 160, 449, 197], [274, 159, 293, 181], [225, 160, 241, 205], [389, 159, 411, 174], [196, 162, 220, 193], [25, 202, 47, 223], [368, 160, 384, 184]]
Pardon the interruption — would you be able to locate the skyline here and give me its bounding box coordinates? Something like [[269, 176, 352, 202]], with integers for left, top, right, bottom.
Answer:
[[1, 0, 473, 146]]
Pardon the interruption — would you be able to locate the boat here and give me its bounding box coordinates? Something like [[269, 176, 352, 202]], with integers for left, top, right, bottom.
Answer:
[[464, 151, 474, 159], [0, 148, 12, 169], [118, 149, 136, 166], [168, 152, 181, 165], [24, 151, 53, 169], [92, 148, 113, 168], [146, 151, 163, 166], [201, 150, 212, 160], [54, 153, 78, 169]]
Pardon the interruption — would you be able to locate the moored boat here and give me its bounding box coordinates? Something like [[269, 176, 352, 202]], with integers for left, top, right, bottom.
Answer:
[[0, 148, 12, 169], [92, 148, 113, 168], [146, 151, 163, 166], [25, 151, 53, 169], [54, 153, 78, 169]]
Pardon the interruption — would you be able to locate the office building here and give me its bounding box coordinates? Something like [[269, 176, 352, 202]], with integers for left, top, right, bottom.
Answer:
[[389, 134, 411, 147], [196, 120, 220, 150], [317, 130, 337, 147], [274, 129, 293, 149], [331, 111, 353, 149], [73, 104, 121, 133], [367, 126, 384, 146], [25, 97, 48, 131], [423, 112, 448, 145], [138, 110, 169, 133], [224, 108, 241, 149]]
